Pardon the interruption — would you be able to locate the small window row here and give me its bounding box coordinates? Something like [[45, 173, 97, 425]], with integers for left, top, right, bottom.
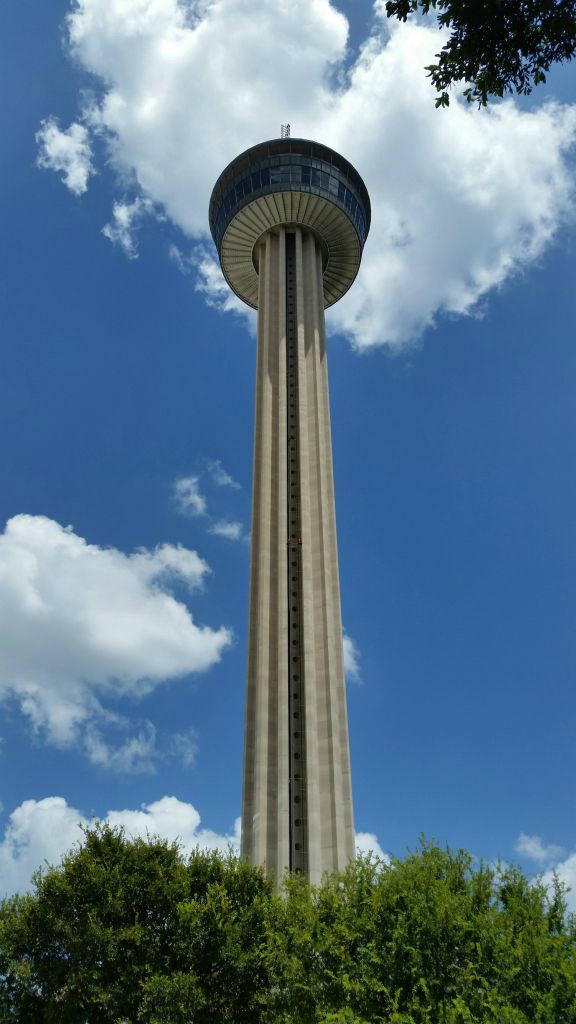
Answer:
[[214, 165, 367, 247]]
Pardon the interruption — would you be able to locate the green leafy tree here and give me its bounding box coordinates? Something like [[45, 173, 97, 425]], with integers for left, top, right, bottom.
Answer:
[[0, 824, 273, 1023], [385, 0, 576, 106], [266, 841, 576, 1023], [1, 829, 576, 1022]]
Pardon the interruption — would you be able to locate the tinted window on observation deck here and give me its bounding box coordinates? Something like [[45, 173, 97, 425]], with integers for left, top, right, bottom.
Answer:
[[214, 163, 367, 248]]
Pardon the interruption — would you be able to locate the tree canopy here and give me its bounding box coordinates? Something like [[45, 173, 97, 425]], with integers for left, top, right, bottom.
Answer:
[[1, 825, 576, 1022], [385, 0, 576, 106]]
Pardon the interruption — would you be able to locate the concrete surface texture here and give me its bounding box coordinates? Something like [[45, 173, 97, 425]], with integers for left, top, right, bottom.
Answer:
[[242, 225, 355, 885]]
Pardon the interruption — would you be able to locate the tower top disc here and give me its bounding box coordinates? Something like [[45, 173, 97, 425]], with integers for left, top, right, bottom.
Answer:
[[209, 138, 371, 309]]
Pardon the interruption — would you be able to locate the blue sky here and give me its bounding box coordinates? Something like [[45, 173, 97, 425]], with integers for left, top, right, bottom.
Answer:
[[1, 0, 575, 897]]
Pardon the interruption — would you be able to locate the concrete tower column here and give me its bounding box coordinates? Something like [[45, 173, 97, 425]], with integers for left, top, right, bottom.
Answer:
[[209, 138, 370, 884], [243, 226, 354, 884]]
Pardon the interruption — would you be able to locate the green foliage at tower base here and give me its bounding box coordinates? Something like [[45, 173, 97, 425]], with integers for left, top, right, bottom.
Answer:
[[1, 826, 576, 1022]]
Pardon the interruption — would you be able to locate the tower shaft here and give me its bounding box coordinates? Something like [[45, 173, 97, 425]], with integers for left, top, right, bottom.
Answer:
[[242, 226, 354, 885], [210, 136, 370, 884]]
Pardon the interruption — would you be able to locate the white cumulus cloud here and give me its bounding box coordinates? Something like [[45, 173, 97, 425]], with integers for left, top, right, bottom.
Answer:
[[0, 514, 232, 760], [36, 116, 94, 194], [206, 459, 241, 490], [512, 833, 576, 913], [0, 792, 386, 898], [343, 630, 361, 683], [193, 246, 257, 331], [170, 728, 199, 767], [174, 468, 245, 539], [542, 851, 576, 912], [208, 520, 244, 541], [102, 196, 154, 257], [515, 832, 564, 863], [34, 0, 574, 350], [174, 474, 207, 516], [0, 795, 240, 898], [169, 243, 193, 274], [356, 831, 388, 862], [84, 721, 160, 774]]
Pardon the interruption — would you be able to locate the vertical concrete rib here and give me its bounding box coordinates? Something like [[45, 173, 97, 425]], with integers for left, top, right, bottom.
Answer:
[[298, 227, 355, 883], [243, 229, 289, 876], [274, 228, 290, 878], [243, 234, 270, 868]]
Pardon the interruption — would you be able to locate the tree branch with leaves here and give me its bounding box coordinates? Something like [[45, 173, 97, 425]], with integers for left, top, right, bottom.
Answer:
[[385, 0, 576, 105]]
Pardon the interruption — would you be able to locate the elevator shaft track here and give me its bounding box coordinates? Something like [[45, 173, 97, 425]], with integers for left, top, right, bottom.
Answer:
[[286, 232, 307, 875]]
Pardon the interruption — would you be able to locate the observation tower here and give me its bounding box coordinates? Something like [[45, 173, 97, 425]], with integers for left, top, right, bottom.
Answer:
[[209, 135, 370, 884]]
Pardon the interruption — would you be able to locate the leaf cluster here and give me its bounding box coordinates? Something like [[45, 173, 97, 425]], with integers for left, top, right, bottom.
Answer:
[[1, 828, 576, 1022], [384, 0, 576, 105], [0, 825, 271, 1024]]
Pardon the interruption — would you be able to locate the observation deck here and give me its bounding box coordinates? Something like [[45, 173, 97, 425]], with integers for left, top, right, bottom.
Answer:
[[209, 137, 371, 309]]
